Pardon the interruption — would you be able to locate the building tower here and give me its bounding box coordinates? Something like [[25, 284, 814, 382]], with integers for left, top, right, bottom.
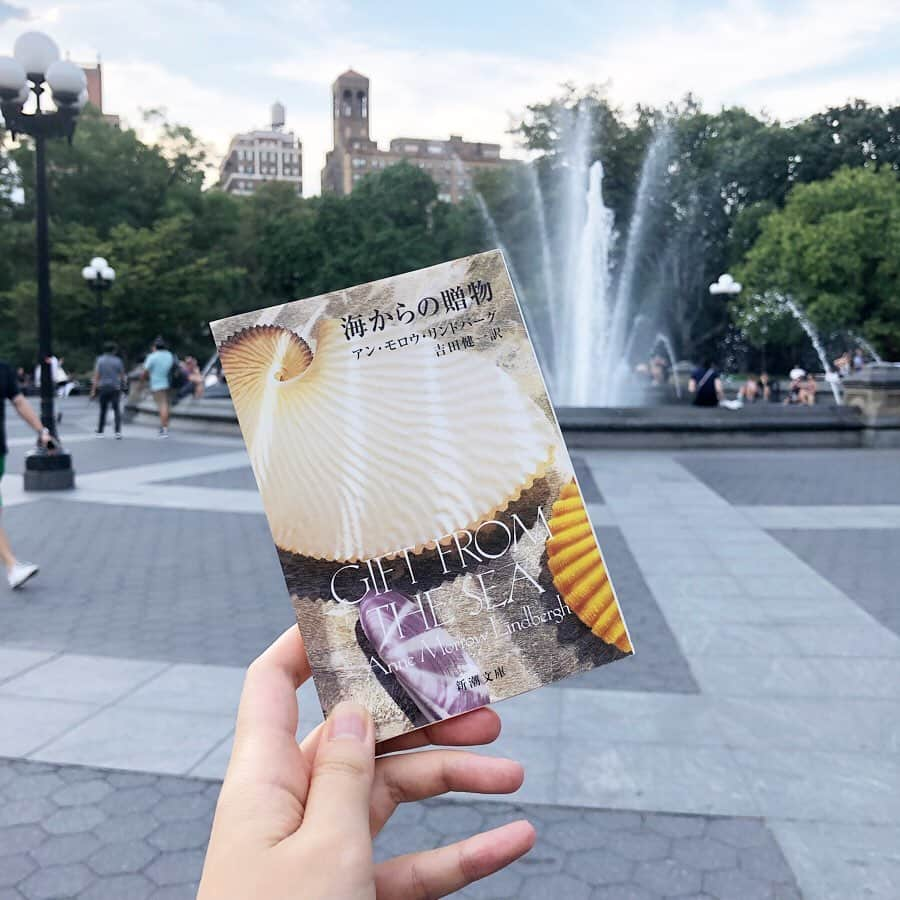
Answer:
[[320, 69, 511, 199], [332, 70, 370, 148], [322, 70, 377, 195]]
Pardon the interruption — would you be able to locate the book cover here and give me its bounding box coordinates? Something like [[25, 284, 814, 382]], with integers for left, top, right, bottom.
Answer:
[[210, 249, 633, 742]]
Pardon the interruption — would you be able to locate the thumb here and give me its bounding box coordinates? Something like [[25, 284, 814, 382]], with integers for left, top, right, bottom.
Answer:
[[303, 701, 375, 846]]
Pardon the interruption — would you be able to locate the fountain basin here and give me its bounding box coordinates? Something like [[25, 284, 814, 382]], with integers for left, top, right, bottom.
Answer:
[[125, 376, 899, 448], [557, 403, 873, 449]]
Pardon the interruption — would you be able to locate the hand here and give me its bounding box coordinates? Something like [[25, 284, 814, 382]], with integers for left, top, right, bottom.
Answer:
[[38, 428, 51, 448], [198, 627, 535, 900]]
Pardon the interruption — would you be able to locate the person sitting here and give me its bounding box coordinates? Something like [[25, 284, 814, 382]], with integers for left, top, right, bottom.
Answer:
[[759, 372, 775, 402], [802, 372, 818, 406], [689, 361, 723, 407], [739, 375, 760, 404], [785, 376, 803, 404], [833, 352, 851, 378]]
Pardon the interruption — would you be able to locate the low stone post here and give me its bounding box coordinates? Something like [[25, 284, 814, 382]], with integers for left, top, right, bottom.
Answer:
[[842, 363, 900, 446]]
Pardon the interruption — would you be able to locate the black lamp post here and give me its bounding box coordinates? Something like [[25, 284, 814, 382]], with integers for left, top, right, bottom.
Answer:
[[81, 256, 116, 350], [0, 31, 86, 490]]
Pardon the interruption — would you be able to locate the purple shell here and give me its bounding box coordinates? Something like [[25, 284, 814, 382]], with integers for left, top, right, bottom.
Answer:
[[359, 590, 491, 722]]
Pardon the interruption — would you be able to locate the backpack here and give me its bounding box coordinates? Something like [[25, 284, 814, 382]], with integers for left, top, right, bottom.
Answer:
[[168, 351, 186, 390]]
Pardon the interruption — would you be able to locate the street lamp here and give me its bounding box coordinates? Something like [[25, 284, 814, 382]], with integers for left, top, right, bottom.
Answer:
[[0, 31, 87, 490], [81, 256, 115, 349], [709, 273, 742, 298]]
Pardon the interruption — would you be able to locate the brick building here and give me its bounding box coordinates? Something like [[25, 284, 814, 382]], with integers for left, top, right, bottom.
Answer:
[[218, 102, 303, 197], [321, 70, 512, 202]]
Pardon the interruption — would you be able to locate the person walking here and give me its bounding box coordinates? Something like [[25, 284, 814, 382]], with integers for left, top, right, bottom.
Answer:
[[91, 341, 125, 439], [0, 358, 51, 589], [141, 337, 175, 438]]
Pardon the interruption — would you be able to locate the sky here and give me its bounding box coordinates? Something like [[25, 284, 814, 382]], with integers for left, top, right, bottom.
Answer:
[[3, 0, 900, 194]]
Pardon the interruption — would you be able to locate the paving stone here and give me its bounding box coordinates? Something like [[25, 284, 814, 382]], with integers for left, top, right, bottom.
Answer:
[[423, 802, 485, 835], [93, 814, 159, 844], [78, 874, 155, 900], [146, 886, 198, 900], [0, 889, 25, 900], [144, 849, 206, 887], [88, 841, 157, 875], [460, 865, 523, 898], [20, 863, 94, 899], [152, 793, 217, 823], [106, 774, 159, 789], [154, 779, 208, 798], [0, 800, 54, 828], [0, 858, 35, 890], [604, 830, 670, 862], [703, 867, 774, 900], [147, 819, 212, 852], [646, 814, 708, 839], [671, 836, 737, 871], [0, 826, 44, 857], [43, 806, 106, 835], [54, 780, 113, 807], [738, 842, 796, 883], [520, 872, 592, 900], [679, 448, 900, 506], [634, 859, 703, 896], [591, 887, 660, 900], [31, 834, 102, 867], [99, 786, 161, 816], [705, 818, 769, 849], [4, 774, 64, 801], [565, 848, 633, 884]]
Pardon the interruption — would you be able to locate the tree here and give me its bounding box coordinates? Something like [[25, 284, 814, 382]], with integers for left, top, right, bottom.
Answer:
[[734, 166, 900, 360]]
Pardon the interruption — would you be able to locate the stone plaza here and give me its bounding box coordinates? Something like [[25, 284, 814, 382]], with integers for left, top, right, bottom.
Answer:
[[0, 397, 898, 899]]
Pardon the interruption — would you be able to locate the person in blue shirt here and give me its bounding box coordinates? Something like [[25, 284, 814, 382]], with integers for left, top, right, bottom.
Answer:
[[141, 337, 176, 437]]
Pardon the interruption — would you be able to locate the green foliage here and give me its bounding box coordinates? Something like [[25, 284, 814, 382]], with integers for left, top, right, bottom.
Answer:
[[734, 166, 900, 359], [3, 91, 899, 378], [0, 116, 485, 373], [481, 93, 900, 368]]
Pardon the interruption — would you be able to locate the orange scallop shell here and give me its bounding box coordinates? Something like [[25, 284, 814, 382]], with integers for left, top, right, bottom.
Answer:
[[546, 479, 632, 653]]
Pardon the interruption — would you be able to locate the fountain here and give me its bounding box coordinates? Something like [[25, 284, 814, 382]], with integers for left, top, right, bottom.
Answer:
[[848, 332, 883, 364], [767, 292, 842, 405], [478, 102, 673, 406], [653, 333, 682, 399]]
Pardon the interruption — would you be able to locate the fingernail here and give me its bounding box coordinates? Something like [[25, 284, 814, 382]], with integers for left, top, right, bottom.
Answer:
[[329, 702, 368, 742]]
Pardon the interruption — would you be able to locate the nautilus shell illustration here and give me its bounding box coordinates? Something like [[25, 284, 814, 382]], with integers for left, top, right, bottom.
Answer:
[[359, 590, 490, 721], [546, 480, 632, 653], [219, 320, 556, 562]]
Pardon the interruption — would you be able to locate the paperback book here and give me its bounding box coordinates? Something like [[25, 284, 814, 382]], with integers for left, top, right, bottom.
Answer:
[[211, 250, 633, 742]]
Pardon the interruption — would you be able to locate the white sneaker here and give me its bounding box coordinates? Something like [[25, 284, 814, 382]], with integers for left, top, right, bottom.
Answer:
[[8, 562, 39, 590]]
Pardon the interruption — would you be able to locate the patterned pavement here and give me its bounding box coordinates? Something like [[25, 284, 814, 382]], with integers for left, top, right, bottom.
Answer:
[[1, 757, 800, 900], [0, 398, 898, 899]]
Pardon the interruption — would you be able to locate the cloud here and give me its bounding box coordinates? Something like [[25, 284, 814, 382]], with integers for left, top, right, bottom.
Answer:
[[272, 0, 900, 191], [0, 1, 27, 24], [5, 0, 900, 194]]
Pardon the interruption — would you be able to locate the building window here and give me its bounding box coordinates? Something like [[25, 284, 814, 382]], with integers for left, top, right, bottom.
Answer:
[[428, 144, 443, 155], [358, 91, 367, 118], [342, 89, 352, 117], [404, 143, 419, 153]]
